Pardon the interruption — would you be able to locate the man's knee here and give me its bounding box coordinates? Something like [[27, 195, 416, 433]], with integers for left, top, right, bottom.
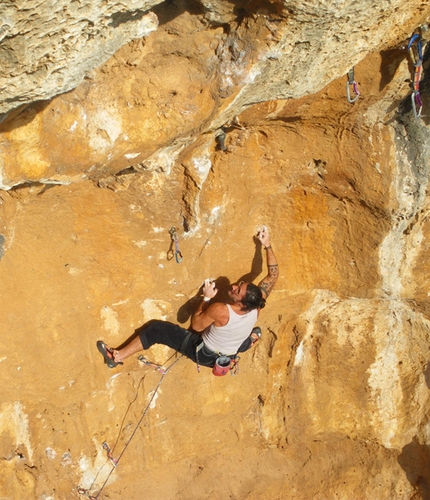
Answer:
[[136, 320, 164, 349], [137, 320, 183, 351]]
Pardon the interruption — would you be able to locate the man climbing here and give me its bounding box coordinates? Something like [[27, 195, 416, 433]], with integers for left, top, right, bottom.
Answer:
[[97, 225, 278, 371]]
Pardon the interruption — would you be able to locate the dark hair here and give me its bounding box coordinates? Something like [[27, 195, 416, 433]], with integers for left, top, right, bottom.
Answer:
[[241, 283, 266, 311]]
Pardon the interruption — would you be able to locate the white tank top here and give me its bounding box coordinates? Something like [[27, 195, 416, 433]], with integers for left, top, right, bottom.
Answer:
[[202, 304, 258, 355]]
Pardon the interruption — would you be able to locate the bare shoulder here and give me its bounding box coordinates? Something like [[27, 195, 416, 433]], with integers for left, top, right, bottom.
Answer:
[[207, 302, 229, 326]]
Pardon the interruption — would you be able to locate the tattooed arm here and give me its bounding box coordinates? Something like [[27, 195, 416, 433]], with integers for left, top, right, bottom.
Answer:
[[256, 226, 279, 299]]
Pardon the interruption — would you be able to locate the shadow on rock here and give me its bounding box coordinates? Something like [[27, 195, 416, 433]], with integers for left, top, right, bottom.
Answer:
[[398, 436, 430, 500], [176, 236, 265, 324], [424, 362, 430, 389], [237, 236, 264, 283]]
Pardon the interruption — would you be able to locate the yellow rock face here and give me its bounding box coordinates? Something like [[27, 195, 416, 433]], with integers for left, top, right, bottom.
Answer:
[[0, 2, 430, 500]]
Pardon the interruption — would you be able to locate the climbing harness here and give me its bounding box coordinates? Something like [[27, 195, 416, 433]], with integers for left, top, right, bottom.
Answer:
[[77, 355, 183, 499], [407, 32, 424, 118], [138, 354, 167, 374], [346, 67, 360, 103], [167, 227, 183, 263], [195, 341, 240, 377]]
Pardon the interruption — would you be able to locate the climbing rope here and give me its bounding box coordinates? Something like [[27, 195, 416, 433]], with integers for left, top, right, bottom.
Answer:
[[346, 67, 360, 103], [77, 355, 183, 499], [168, 227, 183, 263], [408, 32, 424, 118]]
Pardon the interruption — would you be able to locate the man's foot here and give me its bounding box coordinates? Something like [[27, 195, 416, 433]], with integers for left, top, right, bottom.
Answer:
[[97, 341, 123, 368], [250, 327, 262, 345]]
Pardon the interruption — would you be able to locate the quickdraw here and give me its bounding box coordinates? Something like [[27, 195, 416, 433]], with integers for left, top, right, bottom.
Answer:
[[346, 67, 360, 103], [407, 32, 424, 118], [168, 227, 183, 263], [138, 354, 167, 374], [216, 129, 227, 151], [229, 355, 240, 376], [102, 441, 118, 467]]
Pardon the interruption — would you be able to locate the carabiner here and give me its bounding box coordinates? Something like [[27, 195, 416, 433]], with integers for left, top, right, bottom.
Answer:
[[168, 227, 183, 263], [138, 355, 167, 374], [407, 32, 424, 118], [408, 33, 423, 65], [411, 91, 423, 118], [102, 441, 118, 467], [174, 239, 183, 263], [346, 68, 360, 103]]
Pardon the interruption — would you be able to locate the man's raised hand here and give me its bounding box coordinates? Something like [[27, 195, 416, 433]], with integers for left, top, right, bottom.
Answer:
[[256, 225, 271, 248]]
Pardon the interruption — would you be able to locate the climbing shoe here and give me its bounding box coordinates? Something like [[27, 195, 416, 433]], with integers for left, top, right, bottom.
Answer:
[[97, 340, 123, 368], [250, 326, 262, 345]]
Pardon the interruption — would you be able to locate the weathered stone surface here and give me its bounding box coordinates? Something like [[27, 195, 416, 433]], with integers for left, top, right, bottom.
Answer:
[[0, 0, 161, 117], [1, 1, 430, 500], [0, 0, 428, 188]]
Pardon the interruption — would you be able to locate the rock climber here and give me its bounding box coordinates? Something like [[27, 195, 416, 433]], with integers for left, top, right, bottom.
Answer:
[[97, 225, 278, 371]]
